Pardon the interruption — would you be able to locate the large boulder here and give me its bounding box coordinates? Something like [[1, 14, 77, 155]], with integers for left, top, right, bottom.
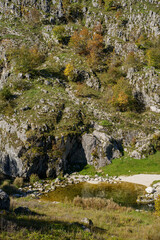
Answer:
[[0, 189, 10, 210], [82, 131, 123, 168]]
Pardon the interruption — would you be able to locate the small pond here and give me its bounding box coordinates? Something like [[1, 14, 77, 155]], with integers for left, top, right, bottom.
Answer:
[[42, 182, 146, 208]]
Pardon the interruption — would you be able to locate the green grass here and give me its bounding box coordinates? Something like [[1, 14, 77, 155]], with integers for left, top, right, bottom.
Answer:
[[1, 195, 160, 240], [79, 165, 97, 176], [79, 152, 160, 177], [102, 151, 160, 176], [151, 180, 160, 186]]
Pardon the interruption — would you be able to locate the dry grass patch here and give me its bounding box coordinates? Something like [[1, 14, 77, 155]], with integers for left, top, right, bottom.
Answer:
[[13, 177, 24, 188], [73, 196, 129, 211]]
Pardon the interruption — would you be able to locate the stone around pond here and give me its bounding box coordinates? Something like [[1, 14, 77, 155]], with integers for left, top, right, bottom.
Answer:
[[145, 187, 155, 194]]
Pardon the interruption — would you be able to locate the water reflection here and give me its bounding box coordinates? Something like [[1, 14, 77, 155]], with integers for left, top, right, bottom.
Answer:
[[42, 182, 145, 208]]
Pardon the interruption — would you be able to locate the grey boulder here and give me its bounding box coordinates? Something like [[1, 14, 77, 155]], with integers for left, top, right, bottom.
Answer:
[[0, 189, 10, 210]]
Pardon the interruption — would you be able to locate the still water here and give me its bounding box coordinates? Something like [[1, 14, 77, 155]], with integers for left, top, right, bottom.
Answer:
[[42, 182, 145, 208]]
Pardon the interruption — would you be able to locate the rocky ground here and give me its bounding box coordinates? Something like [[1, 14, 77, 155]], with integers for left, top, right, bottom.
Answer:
[[7, 173, 160, 207]]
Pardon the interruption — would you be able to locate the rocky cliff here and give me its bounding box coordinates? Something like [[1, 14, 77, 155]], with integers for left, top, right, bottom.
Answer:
[[0, 0, 160, 178]]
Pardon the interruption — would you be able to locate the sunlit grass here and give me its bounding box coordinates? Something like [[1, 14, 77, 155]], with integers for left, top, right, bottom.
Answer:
[[79, 152, 160, 177], [1, 196, 160, 240], [103, 151, 160, 176]]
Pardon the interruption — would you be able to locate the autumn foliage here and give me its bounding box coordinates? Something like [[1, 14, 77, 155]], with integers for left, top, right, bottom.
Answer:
[[8, 45, 45, 74], [69, 27, 104, 69], [69, 28, 91, 55], [111, 77, 134, 111], [64, 63, 75, 81]]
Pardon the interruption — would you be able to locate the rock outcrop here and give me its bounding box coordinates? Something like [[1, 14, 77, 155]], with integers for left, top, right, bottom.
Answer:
[[82, 131, 123, 168], [127, 67, 160, 113], [0, 116, 123, 177], [0, 189, 10, 210]]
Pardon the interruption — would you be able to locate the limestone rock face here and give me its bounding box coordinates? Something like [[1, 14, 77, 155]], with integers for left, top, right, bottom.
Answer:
[[0, 151, 24, 177], [0, 119, 26, 177], [127, 67, 160, 112], [0, 189, 10, 211], [0, 118, 50, 178], [82, 131, 123, 168]]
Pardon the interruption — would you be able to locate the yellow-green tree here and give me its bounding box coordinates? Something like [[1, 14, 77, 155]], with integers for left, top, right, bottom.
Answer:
[[52, 25, 66, 43], [64, 63, 75, 81], [146, 48, 160, 69], [155, 195, 160, 216], [111, 77, 134, 111]]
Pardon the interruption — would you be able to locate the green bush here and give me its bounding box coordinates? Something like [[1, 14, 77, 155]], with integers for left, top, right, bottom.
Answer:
[[1, 180, 19, 195], [110, 77, 135, 111], [30, 173, 39, 184], [8, 46, 45, 74], [106, 65, 124, 85], [155, 195, 160, 216], [104, 0, 119, 11], [124, 52, 142, 70], [100, 120, 113, 127], [146, 48, 160, 69], [13, 177, 24, 188], [0, 86, 12, 101], [13, 79, 31, 91], [52, 25, 69, 44]]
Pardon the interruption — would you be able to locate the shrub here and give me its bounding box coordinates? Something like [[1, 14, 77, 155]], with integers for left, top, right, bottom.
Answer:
[[155, 195, 160, 216], [0, 86, 12, 101], [64, 63, 75, 81], [30, 174, 39, 184], [69, 28, 90, 55], [146, 48, 160, 69], [110, 77, 135, 111], [52, 25, 68, 43], [106, 65, 124, 85], [1, 180, 19, 195], [135, 34, 152, 49], [66, 4, 83, 22], [13, 79, 31, 91], [124, 52, 142, 70], [70, 28, 104, 69], [151, 133, 160, 151], [87, 33, 104, 70], [29, 8, 41, 25], [104, 0, 118, 11], [100, 120, 113, 127], [73, 196, 123, 210], [8, 45, 45, 74], [13, 177, 24, 188]]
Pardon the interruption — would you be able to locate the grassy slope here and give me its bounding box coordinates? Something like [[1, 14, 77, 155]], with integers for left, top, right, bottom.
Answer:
[[79, 151, 160, 176], [1, 196, 160, 240], [104, 151, 160, 176]]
